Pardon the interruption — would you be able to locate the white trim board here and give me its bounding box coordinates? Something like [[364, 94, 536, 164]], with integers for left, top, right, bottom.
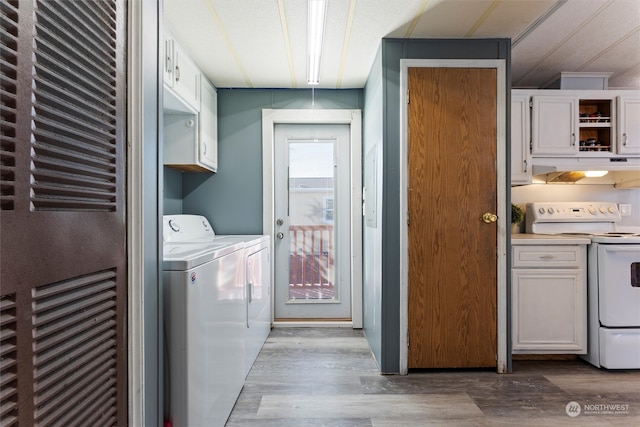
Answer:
[[399, 59, 508, 374], [262, 109, 363, 328]]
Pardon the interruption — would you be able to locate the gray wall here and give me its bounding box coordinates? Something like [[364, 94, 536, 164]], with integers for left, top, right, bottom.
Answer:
[[362, 38, 511, 373], [174, 89, 363, 233], [163, 167, 182, 214], [362, 46, 383, 369]]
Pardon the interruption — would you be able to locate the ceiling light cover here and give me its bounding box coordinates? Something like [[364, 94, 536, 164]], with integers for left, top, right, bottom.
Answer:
[[307, 0, 327, 85], [584, 171, 609, 178]]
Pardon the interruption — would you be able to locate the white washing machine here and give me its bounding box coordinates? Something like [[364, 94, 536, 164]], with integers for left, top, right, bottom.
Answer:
[[163, 215, 271, 427]]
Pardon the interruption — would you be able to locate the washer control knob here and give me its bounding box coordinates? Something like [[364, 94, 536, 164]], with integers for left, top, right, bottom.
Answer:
[[600, 207, 607, 214], [588, 207, 596, 215], [547, 207, 554, 214], [538, 207, 545, 214], [168, 219, 180, 232], [608, 206, 616, 214]]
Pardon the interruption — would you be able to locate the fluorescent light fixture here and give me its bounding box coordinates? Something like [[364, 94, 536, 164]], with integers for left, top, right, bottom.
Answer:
[[584, 170, 608, 178], [307, 0, 327, 85]]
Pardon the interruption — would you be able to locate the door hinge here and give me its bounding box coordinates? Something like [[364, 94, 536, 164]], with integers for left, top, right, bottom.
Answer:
[[407, 89, 410, 104]]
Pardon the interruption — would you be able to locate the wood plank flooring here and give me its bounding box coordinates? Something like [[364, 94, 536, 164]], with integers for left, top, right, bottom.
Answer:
[[226, 328, 640, 426]]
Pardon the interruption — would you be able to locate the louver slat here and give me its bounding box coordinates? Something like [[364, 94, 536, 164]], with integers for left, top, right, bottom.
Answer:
[[30, 0, 118, 212], [32, 270, 118, 427], [0, 294, 18, 425], [0, 1, 19, 211]]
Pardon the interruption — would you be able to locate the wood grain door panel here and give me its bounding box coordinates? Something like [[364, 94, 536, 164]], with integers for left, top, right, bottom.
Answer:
[[408, 67, 497, 368]]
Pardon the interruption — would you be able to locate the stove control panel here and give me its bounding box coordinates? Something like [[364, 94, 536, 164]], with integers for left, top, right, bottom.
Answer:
[[527, 202, 621, 223]]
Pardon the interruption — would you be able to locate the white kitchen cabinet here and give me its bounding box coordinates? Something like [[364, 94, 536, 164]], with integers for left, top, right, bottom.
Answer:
[[163, 32, 200, 112], [162, 30, 217, 173], [531, 96, 578, 155], [617, 96, 640, 155], [198, 78, 218, 172], [511, 94, 531, 185], [529, 91, 640, 158], [164, 78, 218, 172], [511, 244, 587, 353]]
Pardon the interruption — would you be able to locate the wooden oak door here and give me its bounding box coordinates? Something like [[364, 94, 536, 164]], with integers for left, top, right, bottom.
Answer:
[[408, 67, 497, 368]]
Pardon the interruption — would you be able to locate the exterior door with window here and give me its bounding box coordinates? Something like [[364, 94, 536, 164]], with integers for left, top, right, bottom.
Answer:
[[273, 124, 351, 319]]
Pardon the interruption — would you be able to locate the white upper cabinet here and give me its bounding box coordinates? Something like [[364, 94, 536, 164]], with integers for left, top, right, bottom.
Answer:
[[617, 96, 640, 155], [531, 96, 578, 155], [199, 78, 218, 172], [162, 30, 218, 173], [529, 90, 639, 158], [511, 94, 531, 185], [164, 31, 200, 112]]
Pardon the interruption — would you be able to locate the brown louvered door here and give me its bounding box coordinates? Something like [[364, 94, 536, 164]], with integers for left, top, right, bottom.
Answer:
[[0, 1, 127, 425]]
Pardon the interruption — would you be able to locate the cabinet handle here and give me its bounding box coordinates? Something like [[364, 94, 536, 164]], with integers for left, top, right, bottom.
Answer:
[[523, 159, 527, 173], [175, 65, 180, 82], [571, 133, 576, 146], [539, 255, 554, 260], [165, 41, 172, 74], [623, 133, 628, 146]]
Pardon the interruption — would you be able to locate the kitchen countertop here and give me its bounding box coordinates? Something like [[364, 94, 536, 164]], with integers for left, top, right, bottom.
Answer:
[[511, 234, 591, 245]]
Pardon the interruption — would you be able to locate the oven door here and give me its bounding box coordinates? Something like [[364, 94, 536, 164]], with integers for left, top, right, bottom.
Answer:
[[598, 244, 640, 327]]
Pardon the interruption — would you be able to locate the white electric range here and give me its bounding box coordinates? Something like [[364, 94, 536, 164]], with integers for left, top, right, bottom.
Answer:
[[526, 202, 640, 369]]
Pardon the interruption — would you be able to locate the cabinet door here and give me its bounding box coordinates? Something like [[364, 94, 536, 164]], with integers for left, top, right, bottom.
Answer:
[[199, 79, 218, 172], [511, 94, 531, 185], [617, 96, 640, 155], [512, 268, 586, 353], [531, 96, 578, 155], [173, 45, 201, 112]]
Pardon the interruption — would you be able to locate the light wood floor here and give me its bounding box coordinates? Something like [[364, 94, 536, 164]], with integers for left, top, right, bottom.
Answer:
[[226, 328, 640, 426]]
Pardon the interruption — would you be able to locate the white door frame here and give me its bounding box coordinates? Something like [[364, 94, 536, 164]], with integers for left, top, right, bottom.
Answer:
[[262, 109, 363, 328], [399, 59, 508, 374]]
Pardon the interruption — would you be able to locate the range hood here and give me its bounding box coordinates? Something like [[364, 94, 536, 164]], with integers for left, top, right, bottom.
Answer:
[[531, 157, 640, 188]]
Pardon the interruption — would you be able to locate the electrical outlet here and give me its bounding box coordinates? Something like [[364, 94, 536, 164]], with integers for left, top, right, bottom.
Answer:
[[619, 204, 632, 216]]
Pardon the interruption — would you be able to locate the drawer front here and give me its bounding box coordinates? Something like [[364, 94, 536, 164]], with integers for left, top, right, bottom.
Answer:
[[512, 245, 583, 268]]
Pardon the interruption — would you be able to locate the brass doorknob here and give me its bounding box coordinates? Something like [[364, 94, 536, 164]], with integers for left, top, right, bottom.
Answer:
[[482, 213, 498, 223]]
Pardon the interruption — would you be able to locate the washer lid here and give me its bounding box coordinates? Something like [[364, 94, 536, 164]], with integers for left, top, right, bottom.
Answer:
[[162, 241, 240, 270]]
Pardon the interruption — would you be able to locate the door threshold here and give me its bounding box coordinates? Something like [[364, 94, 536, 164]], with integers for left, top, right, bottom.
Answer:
[[273, 319, 354, 328]]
